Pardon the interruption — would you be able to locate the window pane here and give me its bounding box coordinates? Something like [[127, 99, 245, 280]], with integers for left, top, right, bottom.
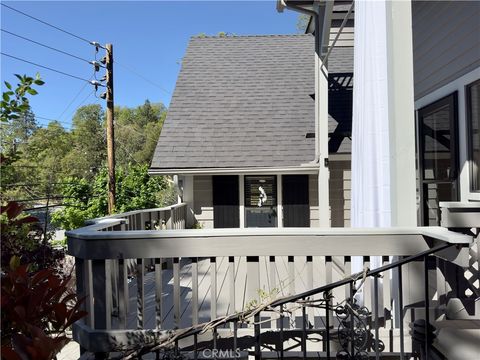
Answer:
[[422, 103, 453, 181], [468, 81, 480, 191], [244, 176, 277, 227]]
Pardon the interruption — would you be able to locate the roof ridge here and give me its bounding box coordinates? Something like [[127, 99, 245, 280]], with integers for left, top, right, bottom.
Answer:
[[191, 34, 313, 39]]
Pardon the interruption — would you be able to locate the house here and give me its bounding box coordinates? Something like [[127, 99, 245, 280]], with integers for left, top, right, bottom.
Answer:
[[151, 0, 480, 230], [149, 34, 354, 229], [67, 1, 479, 359]]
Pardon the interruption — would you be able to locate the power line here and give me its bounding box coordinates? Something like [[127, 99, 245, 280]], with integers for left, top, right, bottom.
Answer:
[[2, 117, 72, 129], [57, 74, 94, 121], [1, 3, 93, 45], [34, 116, 73, 128], [1, 52, 99, 84], [65, 89, 97, 119], [114, 60, 172, 95], [2, 181, 83, 187], [1, 29, 93, 65]]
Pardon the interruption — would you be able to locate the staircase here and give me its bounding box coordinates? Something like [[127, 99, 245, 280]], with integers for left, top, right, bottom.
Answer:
[[433, 202, 480, 360]]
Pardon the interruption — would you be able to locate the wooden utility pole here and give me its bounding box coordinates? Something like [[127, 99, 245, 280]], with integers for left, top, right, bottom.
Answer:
[[105, 43, 116, 214]]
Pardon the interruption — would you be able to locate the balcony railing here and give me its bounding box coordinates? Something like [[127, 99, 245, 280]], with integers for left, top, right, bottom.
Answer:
[[66, 205, 476, 359]]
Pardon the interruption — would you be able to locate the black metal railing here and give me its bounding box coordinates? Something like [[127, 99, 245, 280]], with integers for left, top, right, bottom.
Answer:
[[121, 241, 457, 360]]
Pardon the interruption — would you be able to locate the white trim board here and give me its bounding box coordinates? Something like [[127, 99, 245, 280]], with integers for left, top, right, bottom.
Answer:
[[149, 166, 320, 176]]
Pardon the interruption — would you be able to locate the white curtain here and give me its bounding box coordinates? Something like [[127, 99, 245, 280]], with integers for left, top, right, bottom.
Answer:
[[351, 0, 391, 231], [351, 1, 392, 310]]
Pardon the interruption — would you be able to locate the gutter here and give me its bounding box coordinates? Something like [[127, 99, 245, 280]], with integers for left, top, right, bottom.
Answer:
[[148, 164, 320, 176]]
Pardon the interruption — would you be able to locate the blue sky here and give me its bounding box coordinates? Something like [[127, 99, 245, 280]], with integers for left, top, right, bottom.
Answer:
[[1, 1, 300, 129]]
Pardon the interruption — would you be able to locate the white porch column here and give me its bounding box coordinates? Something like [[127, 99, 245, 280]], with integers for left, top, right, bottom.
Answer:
[[315, 8, 331, 228], [385, 0, 417, 227]]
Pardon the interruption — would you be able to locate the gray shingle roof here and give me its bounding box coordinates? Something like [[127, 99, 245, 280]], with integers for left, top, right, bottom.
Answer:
[[151, 34, 353, 170]]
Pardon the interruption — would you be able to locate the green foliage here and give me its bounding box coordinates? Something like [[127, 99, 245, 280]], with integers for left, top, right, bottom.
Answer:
[[1, 260, 87, 360], [1, 73, 44, 123], [115, 100, 166, 167], [51, 164, 170, 230], [63, 104, 106, 178], [1, 74, 44, 201], [0, 202, 64, 272], [1, 109, 38, 156], [2, 74, 172, 233], [195, 31, 235, 38], [296, 13, 310, 33]]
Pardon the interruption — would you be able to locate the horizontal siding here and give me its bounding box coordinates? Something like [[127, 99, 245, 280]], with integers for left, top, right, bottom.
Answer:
[[193, 175, 214, 229], [412, 1, 480, 100], [329, 160, 351, 227], [329, 26, 354, 47]]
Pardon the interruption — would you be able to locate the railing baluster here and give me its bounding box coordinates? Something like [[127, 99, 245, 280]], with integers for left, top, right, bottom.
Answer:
[[269, 256, 277, 328], [254, 312, 261, 360], [233, 321, 238, 353], [173, 257, 180, 327], [325, 292, 330, 360], [155, 258, 163, 329], [363, 256, 372, 318], [105, 260, 113, 330], [92, 259, 110, 329], [118, 259, 128, 329], [344, 256, 351, 300], [213, 327, 218, 351], [192, 257, 199, 326], [85, 260, 94, 326], [325, 256, 333, 328], [211, 257, 217, 321], [424, 256, 430, 360], [350, 282, 355, 358], [280, 304, 284, 360], [111, 260, 118, 317], [374, 275, 380, 360], [306, 256, 314, 328], [247, 256, 260, 323], [288, 256, 295, 296], [75, 258, 86, 323], [301, 297, 307, 359], [137, 258, 144, 329], [229, 256, 235, 329], [194, 333, 198, 360], [382, 255, 392, 352], [398, 264, 405, 359]]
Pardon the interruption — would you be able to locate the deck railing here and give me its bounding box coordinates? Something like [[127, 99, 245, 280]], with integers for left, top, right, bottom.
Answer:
[[66, 206, 475, 359]]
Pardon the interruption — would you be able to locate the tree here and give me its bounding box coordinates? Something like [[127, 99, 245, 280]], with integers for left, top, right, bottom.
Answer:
[[115, 100, 166, 167], [12, 122, 72, 197], [51, 164, 171, 230], [63, 104, 106, 178], [1, 110, 38, 156], [1, 74, 44, 202], [296, 14, 310, 33]]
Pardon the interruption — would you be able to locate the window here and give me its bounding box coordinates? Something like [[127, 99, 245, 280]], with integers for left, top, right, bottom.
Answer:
[[418, 93, 459, 225], [244, 176, 277, 227], [467, 80, 480, 192]]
